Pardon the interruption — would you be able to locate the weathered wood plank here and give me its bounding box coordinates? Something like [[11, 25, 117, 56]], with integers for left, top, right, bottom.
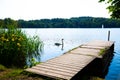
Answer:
[[26, 68, 72, 80], [44, 55, 95, 68], [26, 54, 95, 79], [81, 45, 105, 49], [35, 65, 78, 74], [70, 48, 101, 57], [36, 63, 80, 72], [25, 40, 114, 80], [31, 66, 74, 77], [83, 40, 114, 47]]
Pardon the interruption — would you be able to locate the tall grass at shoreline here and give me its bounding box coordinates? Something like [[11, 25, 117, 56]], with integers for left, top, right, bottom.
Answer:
[[0, 27, 43, 68]]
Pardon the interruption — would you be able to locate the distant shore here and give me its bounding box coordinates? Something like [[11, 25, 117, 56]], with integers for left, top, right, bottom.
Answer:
[[1, 17, 120, 28]]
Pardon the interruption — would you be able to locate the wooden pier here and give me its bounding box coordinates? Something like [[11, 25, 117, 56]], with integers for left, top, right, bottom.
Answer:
[[25, 40, 114, 80]]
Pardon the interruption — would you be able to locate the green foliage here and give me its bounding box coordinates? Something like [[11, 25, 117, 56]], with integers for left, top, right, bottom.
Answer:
[[0, 67, 23, 79], [99, 0, 120, 19], [99, 49, 106, 56], [0, 27, 43, 68], [29, 58, 40, 68], [0, 64, 6, 71], [0, 18, 18, 28], [18, 17, 120, 28], [5, 69, 23, 77], [1, 17, 120, 28]]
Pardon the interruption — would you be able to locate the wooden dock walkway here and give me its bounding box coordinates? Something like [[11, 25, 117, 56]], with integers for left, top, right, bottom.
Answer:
[[25, 40, 114, 80]]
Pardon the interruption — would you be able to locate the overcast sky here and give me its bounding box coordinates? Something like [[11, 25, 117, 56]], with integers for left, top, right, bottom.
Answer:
[[0, 0, 110, 20]]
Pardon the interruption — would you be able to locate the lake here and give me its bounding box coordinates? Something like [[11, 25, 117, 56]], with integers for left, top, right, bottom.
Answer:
[[23, 28, 120, 80]]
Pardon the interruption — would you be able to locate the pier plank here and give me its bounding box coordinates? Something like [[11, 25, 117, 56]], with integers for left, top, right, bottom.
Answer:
[[25, 40, 114, 80], [70, 48, 101, 57], [81, 45, 105, 49], [83, 40, 114, 47], [26, 68, 72, 80]]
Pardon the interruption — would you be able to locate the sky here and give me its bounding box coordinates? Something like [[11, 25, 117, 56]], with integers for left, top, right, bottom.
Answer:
[[0, 0, 110, 20]]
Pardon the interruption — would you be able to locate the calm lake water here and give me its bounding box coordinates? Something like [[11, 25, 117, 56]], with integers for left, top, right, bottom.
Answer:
[[23, 28, 120, 80]]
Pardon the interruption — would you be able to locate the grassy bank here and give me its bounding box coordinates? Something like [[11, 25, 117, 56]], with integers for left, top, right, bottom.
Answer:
[[0, 64, 54, 80]]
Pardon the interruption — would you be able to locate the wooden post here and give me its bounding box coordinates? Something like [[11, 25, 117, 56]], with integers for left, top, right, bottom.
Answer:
[[108, 30, 110, 41]]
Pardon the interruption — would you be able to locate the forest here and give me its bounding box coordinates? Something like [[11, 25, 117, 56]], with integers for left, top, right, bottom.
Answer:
[[0, 17, 120, 28]]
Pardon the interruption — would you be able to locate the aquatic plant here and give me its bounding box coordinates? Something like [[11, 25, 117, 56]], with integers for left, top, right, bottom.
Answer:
[[0, 27, 43, 68], [99, 47, 108, 56]]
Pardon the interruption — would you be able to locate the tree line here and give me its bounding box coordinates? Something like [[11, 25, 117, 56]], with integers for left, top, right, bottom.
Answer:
[[0, 17, 120, 28]]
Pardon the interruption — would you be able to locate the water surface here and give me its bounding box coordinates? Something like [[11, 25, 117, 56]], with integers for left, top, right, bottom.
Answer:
[[23, 28, 120, 80]]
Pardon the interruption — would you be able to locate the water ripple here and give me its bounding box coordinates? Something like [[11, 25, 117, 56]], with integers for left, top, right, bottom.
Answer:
[[106, 52, 120, 80]]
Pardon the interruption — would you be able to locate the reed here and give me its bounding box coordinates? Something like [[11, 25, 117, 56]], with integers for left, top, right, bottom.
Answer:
[[0, 27, 43, 68]]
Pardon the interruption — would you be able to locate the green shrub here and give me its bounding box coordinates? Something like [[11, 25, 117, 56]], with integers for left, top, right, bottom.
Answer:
[[99, 49, 106, 56], [0, 64, 6, 71], [0, 27, 43, 68]]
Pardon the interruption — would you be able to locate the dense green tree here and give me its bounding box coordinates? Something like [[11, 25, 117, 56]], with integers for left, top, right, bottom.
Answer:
[[99, 0, 120, 19], [1, 17, 120, 28], [0, 18, 18, 28], [0, 19, 4, 27]]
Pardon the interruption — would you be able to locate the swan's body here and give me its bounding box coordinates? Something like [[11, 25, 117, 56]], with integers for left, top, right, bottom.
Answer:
[[55, 43, 62, 46], [55, 39, 64, 46]]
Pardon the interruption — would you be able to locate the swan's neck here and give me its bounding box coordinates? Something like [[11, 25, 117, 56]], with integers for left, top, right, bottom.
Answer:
[[62, 39, 64, 45]]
